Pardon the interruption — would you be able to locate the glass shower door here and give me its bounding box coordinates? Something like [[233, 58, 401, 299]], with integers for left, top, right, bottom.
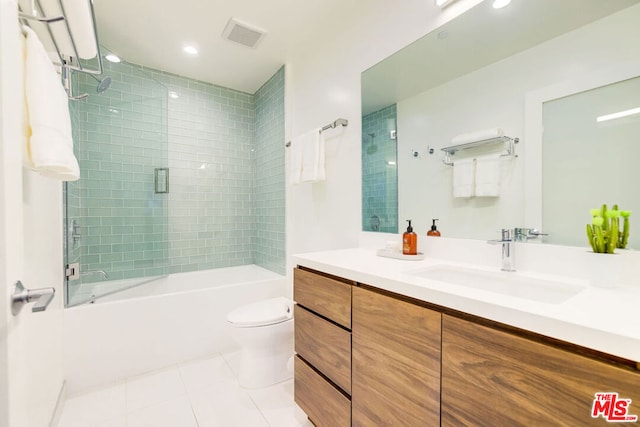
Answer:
[[64, 59, 169, 306]]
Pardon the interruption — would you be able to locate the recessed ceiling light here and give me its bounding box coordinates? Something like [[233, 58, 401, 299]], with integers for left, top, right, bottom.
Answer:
[[492, 0, 512, 9], [183, 45, 198, 55], [168, 91, 179, 99], [105, 53, 121, 63]]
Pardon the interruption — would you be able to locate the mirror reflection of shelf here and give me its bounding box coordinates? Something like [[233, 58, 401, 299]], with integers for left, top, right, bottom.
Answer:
[[441, 136, 519, 166]]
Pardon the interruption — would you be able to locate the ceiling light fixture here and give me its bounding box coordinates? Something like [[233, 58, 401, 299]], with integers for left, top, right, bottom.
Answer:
[[492, 0, 512, 9], [596, 106, 640, 123], [435, 0, 459, 9], [183, 45, 199, 55], [105, 53, 121, 63]]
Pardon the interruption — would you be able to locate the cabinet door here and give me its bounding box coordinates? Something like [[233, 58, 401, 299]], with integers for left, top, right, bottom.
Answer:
[[352, 286, 441, 426], [442, 314, 640, 427], [295, 356, 351, 427], [295, 305, 351, 394], [294, 267, 352, 329]]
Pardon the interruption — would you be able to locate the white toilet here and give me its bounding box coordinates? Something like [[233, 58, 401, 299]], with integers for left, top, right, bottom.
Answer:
[[226, 297, 294, 389]]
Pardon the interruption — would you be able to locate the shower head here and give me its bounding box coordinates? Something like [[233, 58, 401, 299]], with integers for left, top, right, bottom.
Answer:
[[365, 133, 378, 154], [90, 75, 112, 93]]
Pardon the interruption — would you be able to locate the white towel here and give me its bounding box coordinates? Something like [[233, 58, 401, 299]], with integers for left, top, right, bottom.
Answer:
[[453, 158, 475, 198], [20, 0, 97, 59], [475, 154, 501, 197], [23, 25, 80, 181], [452, 128, 504, 145], [290, 128, 325, 184], [301, 129, 325, 182]]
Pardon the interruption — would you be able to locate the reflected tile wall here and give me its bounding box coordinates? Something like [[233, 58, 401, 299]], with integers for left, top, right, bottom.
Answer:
[[362, 104, 398, 233]]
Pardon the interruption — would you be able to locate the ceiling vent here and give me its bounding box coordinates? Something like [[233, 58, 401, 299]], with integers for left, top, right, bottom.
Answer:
[[222, 18, 266, 49]]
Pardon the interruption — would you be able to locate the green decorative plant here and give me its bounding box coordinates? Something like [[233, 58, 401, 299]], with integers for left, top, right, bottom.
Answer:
[[586, 204, 631, 253], [616, 206, 632, 249]]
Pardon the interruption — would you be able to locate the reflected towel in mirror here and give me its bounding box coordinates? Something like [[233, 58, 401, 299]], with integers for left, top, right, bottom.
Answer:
[[453, 158, 475, 198], [475, 154, 501, 197]]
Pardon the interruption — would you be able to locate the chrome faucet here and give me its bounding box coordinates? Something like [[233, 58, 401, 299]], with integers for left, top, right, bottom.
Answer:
[[514, 228, 548, 242], [80, 270, 110, 280], [487, 228, 516, 272]]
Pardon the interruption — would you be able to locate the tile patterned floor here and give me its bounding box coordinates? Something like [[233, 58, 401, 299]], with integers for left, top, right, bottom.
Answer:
[[57, 352, 312, 427]]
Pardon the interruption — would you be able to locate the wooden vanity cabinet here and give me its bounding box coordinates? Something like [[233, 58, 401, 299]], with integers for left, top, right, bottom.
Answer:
[[441, 314, 640, 427], [351, 286, 442, 427], [294, 265, 640, 427], [293, 267, 353, 427]]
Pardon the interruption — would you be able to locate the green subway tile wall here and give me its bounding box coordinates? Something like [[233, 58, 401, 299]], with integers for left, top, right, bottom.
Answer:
[[65, 58, 285, 301], [362, 104, 398, 233], [254, 67, 285, 275], [71, 60, 169, 291]]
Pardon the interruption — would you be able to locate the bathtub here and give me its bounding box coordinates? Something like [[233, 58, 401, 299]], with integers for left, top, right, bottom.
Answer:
[[63, 265, 286, 394]]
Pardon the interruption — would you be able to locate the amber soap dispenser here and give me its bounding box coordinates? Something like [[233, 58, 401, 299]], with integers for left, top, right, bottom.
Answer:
[[403, 220, 418, 255], [427, 219, 441, 237]]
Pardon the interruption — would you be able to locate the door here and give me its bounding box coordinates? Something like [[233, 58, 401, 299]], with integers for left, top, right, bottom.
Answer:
[[1, 1, 65, 425]]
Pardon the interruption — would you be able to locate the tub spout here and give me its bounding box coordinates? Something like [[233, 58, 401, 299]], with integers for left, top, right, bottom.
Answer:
[[80, 269, 110, 280]]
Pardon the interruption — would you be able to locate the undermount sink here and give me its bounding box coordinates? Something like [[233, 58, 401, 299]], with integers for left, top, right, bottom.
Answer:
[[409, 265, 585, 304]]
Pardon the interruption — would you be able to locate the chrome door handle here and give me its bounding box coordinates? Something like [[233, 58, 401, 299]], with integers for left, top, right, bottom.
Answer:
[[11, 281, 55, 316]]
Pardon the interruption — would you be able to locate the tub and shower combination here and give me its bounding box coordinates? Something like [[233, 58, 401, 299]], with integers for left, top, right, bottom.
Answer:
[[64, 265, 286, 392], [63, 51, 287, 393]]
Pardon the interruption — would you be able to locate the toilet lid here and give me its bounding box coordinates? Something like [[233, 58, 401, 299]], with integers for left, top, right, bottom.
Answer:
[[227, 297, 293, 327]]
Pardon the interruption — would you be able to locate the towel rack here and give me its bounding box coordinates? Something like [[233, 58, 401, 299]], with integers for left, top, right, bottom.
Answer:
[[441, 136, 519, 166], [19, 0, 104, 98], [285, 118, 348, 147]]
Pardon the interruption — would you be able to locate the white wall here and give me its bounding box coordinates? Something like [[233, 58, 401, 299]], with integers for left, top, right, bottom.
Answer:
[[0, 0, 23, 422], [0, 0, 65, 425], [397, 4, 640, 241], [284, 0, 483, 287]]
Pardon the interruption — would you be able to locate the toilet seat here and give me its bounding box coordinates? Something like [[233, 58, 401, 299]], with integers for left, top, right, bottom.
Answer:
[[227, 297, 293, 328]]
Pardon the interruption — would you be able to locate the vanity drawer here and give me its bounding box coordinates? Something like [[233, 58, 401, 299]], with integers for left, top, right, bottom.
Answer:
[[294, 267, 352, 329], [295, 305, 352, 394], [295, 355, 351, 427]]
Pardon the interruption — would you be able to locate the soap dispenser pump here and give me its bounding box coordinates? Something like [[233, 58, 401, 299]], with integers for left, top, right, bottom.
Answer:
[[403, 220, 418, 255], [427, 219, 441, 237]]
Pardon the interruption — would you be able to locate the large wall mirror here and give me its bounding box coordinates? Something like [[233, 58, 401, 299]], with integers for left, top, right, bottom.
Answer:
[[361, 0, 640, 247]]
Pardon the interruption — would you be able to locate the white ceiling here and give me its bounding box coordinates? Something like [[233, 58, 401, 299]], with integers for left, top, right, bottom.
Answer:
[[93, 0, 376, 94]]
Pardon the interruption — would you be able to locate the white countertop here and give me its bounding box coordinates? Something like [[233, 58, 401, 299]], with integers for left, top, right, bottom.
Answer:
[[292, 247, 640, 362]]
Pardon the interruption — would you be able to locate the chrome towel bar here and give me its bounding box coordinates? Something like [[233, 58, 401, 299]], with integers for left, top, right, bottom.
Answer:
[[285, 118, 348, 147]]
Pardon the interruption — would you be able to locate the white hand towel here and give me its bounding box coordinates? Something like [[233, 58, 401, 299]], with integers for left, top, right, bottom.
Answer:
[[301, 128, 324, 182], [23, 25, 80, 181], [453, 158, 475, 198], [290, 128, 325, 184], [289, 137, 303, 185], [20, 0, 97, 59], [452, 128, 504, 145], [475, 154, 502, 197]]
